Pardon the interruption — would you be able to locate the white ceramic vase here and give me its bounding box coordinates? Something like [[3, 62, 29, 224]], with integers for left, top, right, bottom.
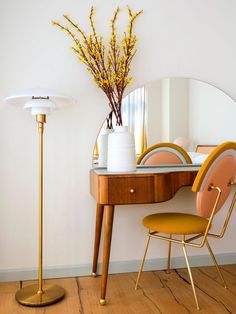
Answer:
[[98, 128, 114, 167], [107, 125, 136, 172]]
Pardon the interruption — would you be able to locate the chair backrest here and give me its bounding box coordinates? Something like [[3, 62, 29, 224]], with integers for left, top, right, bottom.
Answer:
[[192, 142, 236, 218], [196, 145, 217, 154], [137, 142, 192, 165]]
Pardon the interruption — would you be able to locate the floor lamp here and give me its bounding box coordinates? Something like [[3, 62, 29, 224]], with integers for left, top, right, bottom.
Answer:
[[4, 88, 71, 307]]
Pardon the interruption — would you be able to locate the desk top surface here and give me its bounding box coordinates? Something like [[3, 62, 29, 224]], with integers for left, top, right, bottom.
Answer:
[[92, 164, 201, 176]]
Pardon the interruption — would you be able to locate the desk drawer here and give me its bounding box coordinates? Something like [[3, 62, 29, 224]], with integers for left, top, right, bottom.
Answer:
[[107, 176, 154, 204]]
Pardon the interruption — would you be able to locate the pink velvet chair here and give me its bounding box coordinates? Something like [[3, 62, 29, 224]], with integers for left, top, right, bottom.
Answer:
[[137, 142, 192, 165], [135, 141, 236, 310]]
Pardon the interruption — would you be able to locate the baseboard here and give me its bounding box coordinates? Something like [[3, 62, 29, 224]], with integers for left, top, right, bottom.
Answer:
[[1, 252, 236, 282]]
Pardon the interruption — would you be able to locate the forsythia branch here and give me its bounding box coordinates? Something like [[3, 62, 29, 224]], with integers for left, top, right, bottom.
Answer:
[[52, 5, 143, 126]]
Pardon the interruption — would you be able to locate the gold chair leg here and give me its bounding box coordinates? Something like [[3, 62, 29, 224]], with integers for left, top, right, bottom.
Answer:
[[206, 239, 227, 288], [166, 234, 172, 274], [135, 233, 151, 290], [182, 245, 200, 310]]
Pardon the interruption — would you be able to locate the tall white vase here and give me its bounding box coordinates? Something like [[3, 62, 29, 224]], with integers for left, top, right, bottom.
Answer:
[[107, 126, 136, 172], [98, 128, 114, 167]]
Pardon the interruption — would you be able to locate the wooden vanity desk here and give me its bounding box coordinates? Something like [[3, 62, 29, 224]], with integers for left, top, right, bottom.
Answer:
[[90, 165, 200, 305]]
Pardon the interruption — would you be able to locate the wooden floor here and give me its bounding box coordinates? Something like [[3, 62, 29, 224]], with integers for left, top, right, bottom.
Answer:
[[1, 265, 236, 313]]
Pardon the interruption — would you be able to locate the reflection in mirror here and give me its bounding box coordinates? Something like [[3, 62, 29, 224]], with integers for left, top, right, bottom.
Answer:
[[93, 78, 236, 166]]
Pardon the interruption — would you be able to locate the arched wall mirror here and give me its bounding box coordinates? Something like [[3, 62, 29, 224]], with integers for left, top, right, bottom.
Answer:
[[93, 78, 236, 166]]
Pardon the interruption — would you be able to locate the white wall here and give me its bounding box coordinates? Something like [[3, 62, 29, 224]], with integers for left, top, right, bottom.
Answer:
[[145, 80, 162, 146], [159, 78, 189, 142], [188, 79, 236, 148], [1, 0, 236, 276], [161, 78, 170, 141], [169, 78, 189, 141]]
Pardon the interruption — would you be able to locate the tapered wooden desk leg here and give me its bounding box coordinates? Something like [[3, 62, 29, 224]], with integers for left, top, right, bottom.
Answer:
[[100, 205, 114, 305], [92, 204, 104, 277]]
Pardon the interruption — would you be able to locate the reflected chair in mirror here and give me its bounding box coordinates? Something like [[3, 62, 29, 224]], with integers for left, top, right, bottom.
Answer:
[[135, 142, 236, 310], [137, 142, 192, 165], [196, 144, 217, 154]]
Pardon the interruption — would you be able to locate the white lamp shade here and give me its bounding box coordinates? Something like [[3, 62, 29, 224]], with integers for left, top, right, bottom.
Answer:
[[4, 88, 72, 115], [24, 99, 56, 115]]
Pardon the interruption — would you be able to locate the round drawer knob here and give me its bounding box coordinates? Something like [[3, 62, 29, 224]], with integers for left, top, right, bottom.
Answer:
[[130, 189, 135, 193]]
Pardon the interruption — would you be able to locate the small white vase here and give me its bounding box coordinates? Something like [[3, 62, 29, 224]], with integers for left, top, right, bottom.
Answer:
[[107, 126, 136, 172], [98, 128, 114, 167]]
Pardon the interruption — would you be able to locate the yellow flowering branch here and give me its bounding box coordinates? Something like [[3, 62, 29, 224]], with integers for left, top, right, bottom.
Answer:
[[52, 6, 143, 126]]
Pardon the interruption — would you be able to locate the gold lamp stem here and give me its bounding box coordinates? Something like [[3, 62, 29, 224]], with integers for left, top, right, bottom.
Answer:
[[36, 114, 46, 294], [15, 113, 65, 307]]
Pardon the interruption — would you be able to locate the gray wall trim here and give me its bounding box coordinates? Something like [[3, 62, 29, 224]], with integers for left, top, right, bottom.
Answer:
[[1, 252, 236, 282]]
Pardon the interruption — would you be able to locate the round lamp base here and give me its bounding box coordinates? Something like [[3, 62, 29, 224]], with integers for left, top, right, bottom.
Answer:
[[15, 284, 65, 307]]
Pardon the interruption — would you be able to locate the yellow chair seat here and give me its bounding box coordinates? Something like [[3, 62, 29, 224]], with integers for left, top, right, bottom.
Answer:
[[143, 212, 209, 235]]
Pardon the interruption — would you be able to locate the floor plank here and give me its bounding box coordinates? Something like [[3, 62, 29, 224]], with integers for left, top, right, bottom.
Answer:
[[1, 265, 236, 313], [176, 267, 236, 313]]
